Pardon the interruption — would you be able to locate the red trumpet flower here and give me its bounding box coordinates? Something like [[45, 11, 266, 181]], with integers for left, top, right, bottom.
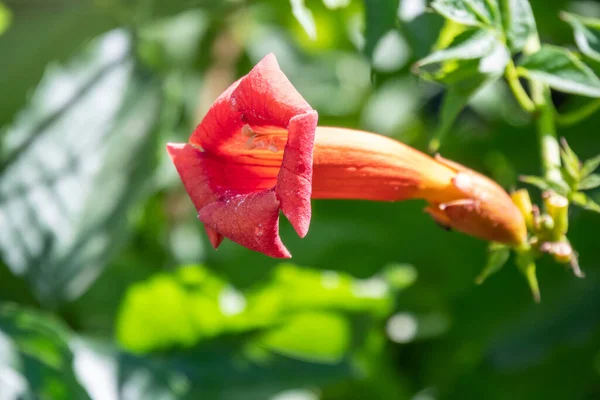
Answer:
[[167, 54, 527, 258]]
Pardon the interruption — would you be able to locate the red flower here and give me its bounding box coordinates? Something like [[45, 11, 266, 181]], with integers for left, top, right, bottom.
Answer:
[[167, 54, 317, 257], [168, 54, 527, 258]]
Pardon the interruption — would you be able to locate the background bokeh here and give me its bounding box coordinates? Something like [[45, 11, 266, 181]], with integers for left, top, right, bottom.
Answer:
[[1, 0, 600, 399]]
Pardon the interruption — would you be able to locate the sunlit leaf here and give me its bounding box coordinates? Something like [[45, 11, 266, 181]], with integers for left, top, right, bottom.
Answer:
[[578, 174, 600, 190], [414, 28, 509, 84], [581, 153, 600, 177], [519, 175, 552, 191], [0, 2, 118, 127], [518, 45, 600, 97], [0, 303, 91, 399], [500, 0, 537, 52], [0, 30, 162, 305], [571, 191, 600, 213], [290, 0, 317, 40], [258, 312, 350, 363], [559, 138, 581, 182], [322, 0, 351, 9], [520, 175, 570, 195], [116, 263, 405, 353], [561, 12, 600, 63], [0, 2, 12, 36], [431, 0, 499, 27], [476, 244, 510, 284]]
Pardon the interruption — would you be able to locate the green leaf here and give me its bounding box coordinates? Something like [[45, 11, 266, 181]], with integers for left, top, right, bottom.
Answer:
[[0, 2, 118, 127], [578, 174, 600, 190], [322, 0, 351, 9], [519, 175, 552, 191], [560, 138, 582, 182], [290, 0, 317, 40], [0, 30, 162, 305], [117, 263, 404, 353], [581, 153, 600, 177], [515, 252, 540, 303], [520, 174, 571, 195], [518, 45, 600, 97], [561, 12, 600, 63], [476, 244, 510, 284], [0, 2, 12, 36], [500, 0, 537, 52], [364, 0, 400, 59], [0, 303, 91, 399], [77, 333, 356, 400], [431, 0, 499, 27], [429, 79, 488, 152], [414, 28, 509, 85], [571, 192, 600, 212], [258, 312, 350, 363]]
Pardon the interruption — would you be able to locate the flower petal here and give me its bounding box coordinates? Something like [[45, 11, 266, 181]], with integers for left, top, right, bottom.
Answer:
[[166, 143, 221, 210], [166, 143, 225, 248], [189, 79, 244, 155], [231, 53, 314, 127], [198, 190, 291, 258], [276, 111, 318, 237]]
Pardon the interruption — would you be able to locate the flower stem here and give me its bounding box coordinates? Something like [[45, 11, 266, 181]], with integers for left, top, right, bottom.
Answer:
[[556, 98, 600, 126], [533, 86, 562, 184], [505, 60, 536, 113], [523, 37, 562, 185]]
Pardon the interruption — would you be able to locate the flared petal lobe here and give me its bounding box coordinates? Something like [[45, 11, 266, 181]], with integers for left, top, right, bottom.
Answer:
[[167, 53, 317, 257]]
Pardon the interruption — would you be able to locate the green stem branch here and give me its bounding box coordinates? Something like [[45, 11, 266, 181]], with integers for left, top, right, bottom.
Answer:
[[505, 61, 536, 113], [522, 37, 562, 185], [556, 98, 600, 126]]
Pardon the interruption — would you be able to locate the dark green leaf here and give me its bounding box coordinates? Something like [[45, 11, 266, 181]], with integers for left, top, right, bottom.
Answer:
[[132, 335, 355, 399], [581, 153, 600, 177], [561, 12, 600, 63], [571, 192, 600, 212], [414, 28, 509, 85], [0, 30, 162, 305], [0, 303, 91, 399], [364, 0, 400, 59], [429, 79, 488, 152], [431, 0, 499, 27], [578, 174, 600, 190], [475, 244, 510, 284], [500, 0, 537, 52], [518, 45, 600, 97], [74, 333, 356, 400], [560, 138, 582, 182]]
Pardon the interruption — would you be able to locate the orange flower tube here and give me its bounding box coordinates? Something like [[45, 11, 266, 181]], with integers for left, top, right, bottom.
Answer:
[[310, 126, 526, 245], [167, 54, 527, 257]]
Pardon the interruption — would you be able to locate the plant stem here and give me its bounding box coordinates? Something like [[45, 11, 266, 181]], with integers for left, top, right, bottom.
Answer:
[[505, 60, 536, 113], [523, 37, 562, 184], [556, 98, 600, 126], [532, 84, 562, 184]]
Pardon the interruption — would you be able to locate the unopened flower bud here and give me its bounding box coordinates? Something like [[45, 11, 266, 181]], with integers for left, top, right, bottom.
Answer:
[[511, 189, 534, 230], [543, 192, 569, 239]]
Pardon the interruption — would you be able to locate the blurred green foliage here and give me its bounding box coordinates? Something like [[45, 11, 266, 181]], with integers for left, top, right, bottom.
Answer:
[[1, 0, 600, 399]]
